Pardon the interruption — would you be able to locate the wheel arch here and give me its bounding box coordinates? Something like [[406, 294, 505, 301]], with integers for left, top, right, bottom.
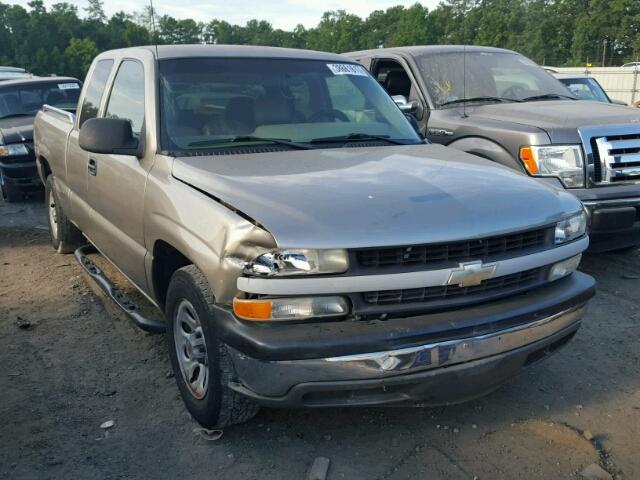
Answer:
[[36, 155, 52, 184], [447, 136, 524, 172], [151, 239, 194, 311]]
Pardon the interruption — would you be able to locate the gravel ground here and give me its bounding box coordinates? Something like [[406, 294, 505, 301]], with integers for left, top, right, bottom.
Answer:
[[1, 195, 639, 480]]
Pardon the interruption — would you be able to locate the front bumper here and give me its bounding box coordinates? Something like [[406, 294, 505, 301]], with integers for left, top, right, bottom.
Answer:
[[573, 185, 640, 252], [217, 272, 595, 407], [0, 157, 40, 190]]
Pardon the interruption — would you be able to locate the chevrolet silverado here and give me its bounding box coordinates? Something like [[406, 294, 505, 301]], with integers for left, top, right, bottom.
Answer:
[[34, 45, 595, 428]]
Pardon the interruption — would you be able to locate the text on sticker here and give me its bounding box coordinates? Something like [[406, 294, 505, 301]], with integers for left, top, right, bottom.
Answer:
[[326, 64, 368, 76]]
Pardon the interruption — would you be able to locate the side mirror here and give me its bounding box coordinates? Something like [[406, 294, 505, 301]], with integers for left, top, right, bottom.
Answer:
[[610, 99, 628, 106], [79, 118, 142, 157], [392, 95, 418, 114]]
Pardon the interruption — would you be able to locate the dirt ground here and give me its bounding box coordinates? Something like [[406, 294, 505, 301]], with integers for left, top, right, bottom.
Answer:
[[1, 195, 639, 480]]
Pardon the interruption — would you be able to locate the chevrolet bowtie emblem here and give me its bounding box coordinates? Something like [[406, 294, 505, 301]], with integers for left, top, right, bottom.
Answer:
[[447, 260, 497, 287]]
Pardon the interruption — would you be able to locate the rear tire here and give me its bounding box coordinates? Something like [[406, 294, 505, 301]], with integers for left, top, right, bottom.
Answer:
[[45, 175, 84, 253], [0, 172, 24, 203], [166, 265, 259, 428]]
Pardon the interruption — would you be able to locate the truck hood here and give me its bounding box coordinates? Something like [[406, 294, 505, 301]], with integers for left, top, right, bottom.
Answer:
[[172, 144, 582, 249], [465, 100, 640, 139], [0, 115, 34, 144]]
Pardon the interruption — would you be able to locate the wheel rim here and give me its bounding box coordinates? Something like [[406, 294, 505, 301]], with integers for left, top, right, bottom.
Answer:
[[48, 189, 58, 241], [173, 299, 209, 400]]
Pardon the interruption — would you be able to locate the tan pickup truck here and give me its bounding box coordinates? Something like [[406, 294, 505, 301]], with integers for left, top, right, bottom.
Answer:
[[34, 45, 595, 428]]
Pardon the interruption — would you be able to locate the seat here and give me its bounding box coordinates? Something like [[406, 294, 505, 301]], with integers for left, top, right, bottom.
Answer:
[[254, 96, 295, 126], [384, 70, 412, 97]]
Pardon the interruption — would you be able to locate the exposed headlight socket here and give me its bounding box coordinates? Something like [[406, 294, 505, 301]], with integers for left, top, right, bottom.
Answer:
[[245, 248, 349, 276]]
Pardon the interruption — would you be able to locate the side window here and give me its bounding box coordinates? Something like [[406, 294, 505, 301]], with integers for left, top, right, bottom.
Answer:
[[105, 60, 145, 136], [78, 59, 113, 128], [374, 60, 412, 98]]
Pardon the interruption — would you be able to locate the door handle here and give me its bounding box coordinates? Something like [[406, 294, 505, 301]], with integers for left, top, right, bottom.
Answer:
[[88, 158, 97, 176]]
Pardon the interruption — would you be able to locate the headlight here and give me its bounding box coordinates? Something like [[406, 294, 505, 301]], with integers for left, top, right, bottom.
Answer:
[[555, 211, 587, 244], [245, 249, 349, 276], [548, 254, 582, 281], [519, 145, 585, 188], [233, 296, 349, 321], [0, 143, 29, 157]]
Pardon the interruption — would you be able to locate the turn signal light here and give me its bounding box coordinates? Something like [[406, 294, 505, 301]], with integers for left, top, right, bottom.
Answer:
[[519, 146, 539, 175], [233, 299, 272, 321], [233, 296, 349, 322]]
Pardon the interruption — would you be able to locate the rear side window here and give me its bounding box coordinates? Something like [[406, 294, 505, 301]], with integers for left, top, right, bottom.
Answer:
[[104, 60, 145, 136], [78, 59, 113, 128]]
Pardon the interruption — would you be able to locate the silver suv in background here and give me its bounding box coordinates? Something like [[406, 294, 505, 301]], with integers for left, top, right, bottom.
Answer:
[[346, 46, 640, 252]]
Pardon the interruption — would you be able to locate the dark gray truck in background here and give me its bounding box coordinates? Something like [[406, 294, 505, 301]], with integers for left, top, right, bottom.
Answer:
[[346, 46, 640, 252]]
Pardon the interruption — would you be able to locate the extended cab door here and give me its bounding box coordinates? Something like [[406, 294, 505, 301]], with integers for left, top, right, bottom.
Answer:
[[67, 59, 114, 230], [85, 58, 150, 289]]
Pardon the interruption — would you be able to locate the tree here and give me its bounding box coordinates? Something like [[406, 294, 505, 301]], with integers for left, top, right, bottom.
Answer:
[[84, 0, 106, 22], [64, 37, 98, 78], [306, 10, 366, 53], [1, 0, 639, 74], [392, 4, 433, 46], [158, 15, 201, 44]]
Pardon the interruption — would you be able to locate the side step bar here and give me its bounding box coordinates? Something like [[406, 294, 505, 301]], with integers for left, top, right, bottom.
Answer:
[[74, 245, 166, 333]]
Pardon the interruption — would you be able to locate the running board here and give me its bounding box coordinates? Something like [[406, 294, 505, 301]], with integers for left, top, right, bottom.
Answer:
[[74, 245, 166, 333]]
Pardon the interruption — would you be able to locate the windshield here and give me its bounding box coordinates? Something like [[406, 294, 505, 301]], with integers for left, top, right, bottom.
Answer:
[[415, 51, 576, 107], [0, 81, 81, 118], [158, 58, 421, 152], [558, 77, 610, 103]]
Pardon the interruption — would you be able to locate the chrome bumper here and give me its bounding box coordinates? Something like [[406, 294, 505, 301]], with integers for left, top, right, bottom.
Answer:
[[227, 304, 587, 399]]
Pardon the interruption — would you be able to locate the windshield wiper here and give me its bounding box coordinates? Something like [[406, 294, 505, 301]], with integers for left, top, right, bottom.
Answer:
[[310, 133, 411, 146], [521, 93, 577, 102], [187, 135, 312, 150], [440, 96, 521, 107]]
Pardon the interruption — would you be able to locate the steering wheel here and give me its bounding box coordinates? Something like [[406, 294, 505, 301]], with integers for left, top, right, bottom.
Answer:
[[308, 109, 349, 123], [502, 85, 526, 99]]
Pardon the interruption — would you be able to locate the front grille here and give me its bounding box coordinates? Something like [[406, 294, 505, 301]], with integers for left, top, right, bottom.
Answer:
[[592, 132, 640, 184], [363, 267, 542, 305], [356, 227, 550, 270]]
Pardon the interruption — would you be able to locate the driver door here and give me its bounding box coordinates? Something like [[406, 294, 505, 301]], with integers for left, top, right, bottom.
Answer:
[[85, 59, 150, 289]]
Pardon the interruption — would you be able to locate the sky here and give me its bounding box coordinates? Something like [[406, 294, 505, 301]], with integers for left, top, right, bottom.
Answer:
[[4, 0, 441, 30]]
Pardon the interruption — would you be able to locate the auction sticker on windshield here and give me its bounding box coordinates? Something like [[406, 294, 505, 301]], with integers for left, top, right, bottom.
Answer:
[[58, 83, 80, 90], [326, 64, 368, 76]]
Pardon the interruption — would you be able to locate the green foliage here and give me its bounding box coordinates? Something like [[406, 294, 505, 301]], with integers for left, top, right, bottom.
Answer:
[[0, 0, 638, 79], [64, 38, 98, 78]]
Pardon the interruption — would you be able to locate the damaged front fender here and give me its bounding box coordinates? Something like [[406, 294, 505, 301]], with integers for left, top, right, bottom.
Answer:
[[143, 163, 277, 305]]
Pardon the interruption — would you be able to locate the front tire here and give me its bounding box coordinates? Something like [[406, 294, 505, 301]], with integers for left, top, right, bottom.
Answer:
[[45, 175, 84, 253], [166, 265, 259, 428]]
